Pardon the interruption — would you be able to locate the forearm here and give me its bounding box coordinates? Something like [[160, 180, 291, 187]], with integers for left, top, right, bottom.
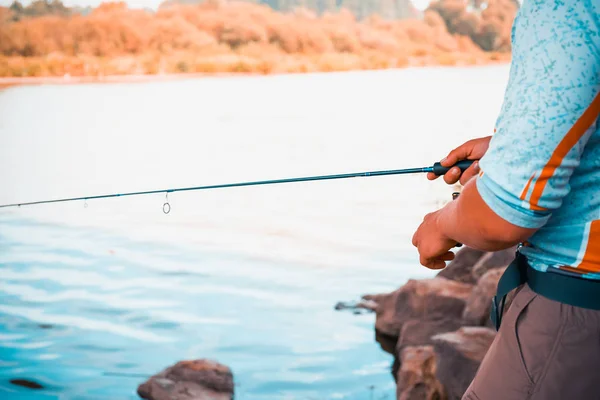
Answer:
[[436, 178, 536, 251]]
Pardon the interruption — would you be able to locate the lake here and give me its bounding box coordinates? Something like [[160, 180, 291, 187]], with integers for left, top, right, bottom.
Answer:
[[0, 65, 509, 400]]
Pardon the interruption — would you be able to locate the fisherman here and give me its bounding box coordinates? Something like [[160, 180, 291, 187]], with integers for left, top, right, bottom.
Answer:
[[411, 1, 600, 399]]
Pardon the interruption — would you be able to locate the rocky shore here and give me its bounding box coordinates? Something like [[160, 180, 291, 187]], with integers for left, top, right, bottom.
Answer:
[[363, 246, 517, 400], [136, 246, 516, 400], [138, 360, 234, 400]]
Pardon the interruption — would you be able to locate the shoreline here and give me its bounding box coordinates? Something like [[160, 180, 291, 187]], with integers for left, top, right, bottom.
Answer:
[[0, 72, 251, 89], [0, 60, 510, 89]]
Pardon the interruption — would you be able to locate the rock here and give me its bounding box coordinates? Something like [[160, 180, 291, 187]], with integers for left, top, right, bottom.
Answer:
[[138, 360, 234, 400], [395, 327, 497, 400], [433, 327, 496, 364], [375, 330, 402, 381], [364, 277, 473, 337], [462, 267, 506, 327], [334, 299, 377, 312], [471, 247, 516, 281], [432, 327, 496, 400], [10, 379, 44, 389], [366, 247, 519, 399], [398, 318, 464, 350], [397, 346, 445, 400], [376, 329, 400, 356], [436, 247, 487, 284]]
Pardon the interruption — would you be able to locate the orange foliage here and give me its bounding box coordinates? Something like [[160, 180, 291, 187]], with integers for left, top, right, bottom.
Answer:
[[0, 0, 513, 78], [428, 0, 517, 51], [0, 6, 12, 22], [92, 1, 129, 14]]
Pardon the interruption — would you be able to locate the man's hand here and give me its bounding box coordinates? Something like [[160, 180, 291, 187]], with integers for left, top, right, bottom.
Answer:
[[412, 209, 458, 269], [427, 136, 492, 185]]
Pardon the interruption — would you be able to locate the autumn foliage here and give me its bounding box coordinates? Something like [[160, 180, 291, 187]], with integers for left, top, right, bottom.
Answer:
[[0, 0, 516, 78], [429, 0, 517, 51]]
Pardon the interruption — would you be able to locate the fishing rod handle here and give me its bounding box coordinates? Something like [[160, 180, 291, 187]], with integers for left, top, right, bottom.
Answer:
[[432, 160, 476, 176]]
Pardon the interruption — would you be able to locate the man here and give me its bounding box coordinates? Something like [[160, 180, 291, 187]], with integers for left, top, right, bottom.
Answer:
[[411, 1, 600, 399]]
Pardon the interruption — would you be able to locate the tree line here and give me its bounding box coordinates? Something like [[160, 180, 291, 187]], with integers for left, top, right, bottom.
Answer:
[[0, 0, 517, 77]]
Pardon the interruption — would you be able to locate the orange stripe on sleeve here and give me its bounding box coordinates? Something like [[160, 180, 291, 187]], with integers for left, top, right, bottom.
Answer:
[[529, 92, 600, 209], [578, 220, 600, 273], [529, 204, 548, 212], [520, 173, 535, 201]]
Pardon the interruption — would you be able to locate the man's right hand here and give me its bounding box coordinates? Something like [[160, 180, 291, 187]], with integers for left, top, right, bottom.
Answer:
[[427, 136, 492, 185]]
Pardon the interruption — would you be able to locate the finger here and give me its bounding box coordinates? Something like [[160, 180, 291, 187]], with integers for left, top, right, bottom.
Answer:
[[426, 172, 439, 181], [459, 160, 480, 185], [440, 140, 485, 167], [421, 256, 446, 270], [429, 260, 447, 270], [440, 251, 455, 261], [441, 142, 473, 167], [412, 231, 419, 247], [443, 166, 461, 185]]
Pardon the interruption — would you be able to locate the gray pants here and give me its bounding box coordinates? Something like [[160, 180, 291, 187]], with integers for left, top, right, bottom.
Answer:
[[462, 284, 600, 400]]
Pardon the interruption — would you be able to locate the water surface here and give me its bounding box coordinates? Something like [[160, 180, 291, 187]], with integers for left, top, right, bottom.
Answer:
[[0, 66, 509, 399]]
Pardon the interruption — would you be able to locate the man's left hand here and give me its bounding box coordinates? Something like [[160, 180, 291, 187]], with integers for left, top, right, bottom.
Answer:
[[412, 210, 457, 269]]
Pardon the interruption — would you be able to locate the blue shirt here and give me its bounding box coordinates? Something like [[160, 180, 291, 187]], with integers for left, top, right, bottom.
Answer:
[[477, 0, 600, 279]]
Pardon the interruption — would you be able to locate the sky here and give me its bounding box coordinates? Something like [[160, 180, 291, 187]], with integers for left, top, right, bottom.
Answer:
[[0, 0, 433, 11]]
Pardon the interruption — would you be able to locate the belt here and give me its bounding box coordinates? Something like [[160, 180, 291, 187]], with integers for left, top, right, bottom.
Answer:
[[491, 251, 600, 331]]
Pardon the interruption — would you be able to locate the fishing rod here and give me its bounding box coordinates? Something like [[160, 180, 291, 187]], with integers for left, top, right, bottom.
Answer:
[[0, 160, 474, 213]]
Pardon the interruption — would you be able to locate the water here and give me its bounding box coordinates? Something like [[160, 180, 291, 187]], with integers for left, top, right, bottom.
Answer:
[[0, 65, 509, 400]]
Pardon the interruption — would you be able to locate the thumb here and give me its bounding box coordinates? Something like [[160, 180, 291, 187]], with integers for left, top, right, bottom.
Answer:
[[459, 161, 481, 185]]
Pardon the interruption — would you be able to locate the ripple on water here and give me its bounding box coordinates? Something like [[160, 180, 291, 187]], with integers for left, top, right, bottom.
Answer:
[[73, 344, 123, 353], [82, 307, 131, 317], [143, 320, 181, 330], [0, 304, 173, 343]]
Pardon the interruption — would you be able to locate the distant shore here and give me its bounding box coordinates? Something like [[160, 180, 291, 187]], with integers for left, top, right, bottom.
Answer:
[[0, 58, 510, 89], [1, 1, 516, 89], [0, 72, 246, 89]]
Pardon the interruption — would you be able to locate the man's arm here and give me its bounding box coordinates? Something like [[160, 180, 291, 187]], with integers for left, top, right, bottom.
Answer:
[[437, 179, 536, 251], [411, 174, 536, 269], [425, 136, 534, 251], [413, 0, 600, 269]]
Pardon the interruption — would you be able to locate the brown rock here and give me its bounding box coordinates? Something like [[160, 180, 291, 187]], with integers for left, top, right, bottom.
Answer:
[[334, 299, 377, 312], [471, 247, 516, 281], [364, 278, 474, 337], [462, 267, 506, 327], [365, 249, 521, 399], [398, 318, 464, 350], [397, 345, 445, 400], [138, 359, 234, 400], [376, 330, 399, 356], [432, 327, 496, 400], [10, 379, 44, 389], [436, 247, 487, 284]]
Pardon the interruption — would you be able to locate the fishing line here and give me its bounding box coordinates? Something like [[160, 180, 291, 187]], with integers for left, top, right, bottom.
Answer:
[[0, 160, 474, 212]]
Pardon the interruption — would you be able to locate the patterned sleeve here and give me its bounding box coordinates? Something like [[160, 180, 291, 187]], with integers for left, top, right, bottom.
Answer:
[[476, 0, 600, 229]]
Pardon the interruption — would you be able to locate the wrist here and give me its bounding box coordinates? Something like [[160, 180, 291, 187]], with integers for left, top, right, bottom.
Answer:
[[435, 201, 458, 242]]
